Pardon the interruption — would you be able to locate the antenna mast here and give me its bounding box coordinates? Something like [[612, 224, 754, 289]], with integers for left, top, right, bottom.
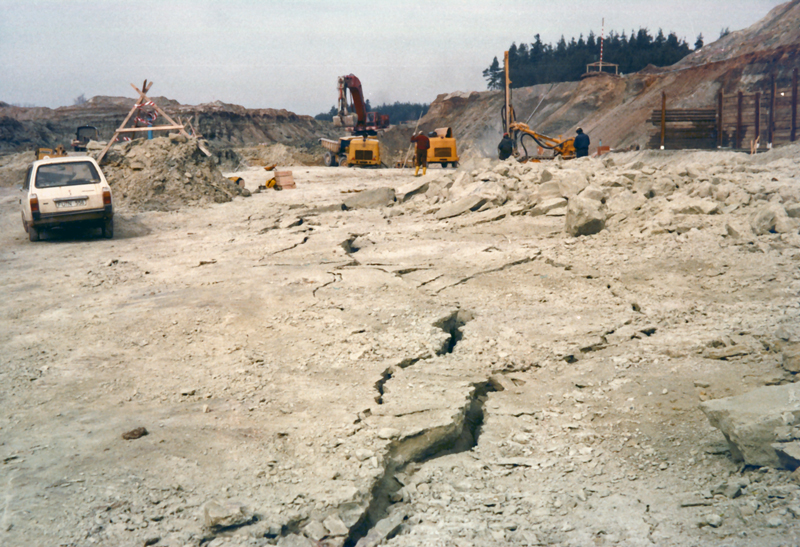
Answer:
[[600, 18, 605, 72]]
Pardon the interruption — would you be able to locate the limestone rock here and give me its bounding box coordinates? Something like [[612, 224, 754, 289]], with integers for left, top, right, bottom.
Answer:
[[538, 181, 562, 200], [783, 346, 800, 373], [558, 177, 588, 198], [354, 508, 407, 547], [396, 178, 430, 203], [578, 185, 605, 203], [343, 188, 396, 210], [277, 534, 315, 547], [323, 514, 350, 536], [530, 197, 567, 216], [669, 197, 719, 215], [751, 203, 794, 235], [607, 190, 646, 214], [304, 520, 328, 541], [202, 500, 250, 529], [700, 383, 800, 468], [773, 441, 800, 470], [435, 195, 487, 219], [565, 196, 606, 237], [786, 202, 800, 219], [377, 428, 400, 439]]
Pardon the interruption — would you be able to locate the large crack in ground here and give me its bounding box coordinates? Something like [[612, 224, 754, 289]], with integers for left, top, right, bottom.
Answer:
[[341, 308, 494, 546], [374, 309, 474, 405], [431, 254, 539, 294], [225, 309, 499, 547], [344, 380, 500, 547]]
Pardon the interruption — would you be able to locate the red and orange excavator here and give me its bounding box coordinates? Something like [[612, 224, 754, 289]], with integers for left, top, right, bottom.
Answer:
[[320, 74, 388, 167], [332, 74, 389, 133]]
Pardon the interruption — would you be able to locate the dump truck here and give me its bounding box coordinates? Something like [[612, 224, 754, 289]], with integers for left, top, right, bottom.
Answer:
[[72, 126, 99, 152], [319, 136, 381, 168]]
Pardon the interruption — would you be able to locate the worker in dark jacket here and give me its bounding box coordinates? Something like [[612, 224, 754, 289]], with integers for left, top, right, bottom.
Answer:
[[498, 133, 514, 160], [574, 128, 590, 158], [410, 132, 430, 176]]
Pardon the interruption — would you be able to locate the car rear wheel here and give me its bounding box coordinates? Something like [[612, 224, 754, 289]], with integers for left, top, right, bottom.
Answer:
[[102, 218, 114, 239], [323, 151, 338, 167], [28, 225, 40, 242]]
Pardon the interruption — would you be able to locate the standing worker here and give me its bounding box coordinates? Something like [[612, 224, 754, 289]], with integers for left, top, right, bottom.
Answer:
[[497, 132, 514, 160], [410, 131, 430, 177], [574, 127, 590, 158]]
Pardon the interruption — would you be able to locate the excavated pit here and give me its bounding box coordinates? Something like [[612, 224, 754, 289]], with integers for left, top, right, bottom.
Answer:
[[344, 380, 500, 547]]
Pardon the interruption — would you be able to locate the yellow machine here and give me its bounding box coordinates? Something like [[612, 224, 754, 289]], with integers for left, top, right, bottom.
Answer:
[[509, 122, 576, 160], [319, 136, 381, 168], [35, 145, 68, 160], [501, 50, 576, 161], [426, 127, 459, 167]]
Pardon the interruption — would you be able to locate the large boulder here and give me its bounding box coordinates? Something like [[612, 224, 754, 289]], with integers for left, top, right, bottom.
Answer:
[[565, 196, 606, 237], [343, 187, 396, 209], [435, 195, 487, 220], [750, 202, 795, 235], [396, 178, 430, 203], [700, 383, 800, 469]]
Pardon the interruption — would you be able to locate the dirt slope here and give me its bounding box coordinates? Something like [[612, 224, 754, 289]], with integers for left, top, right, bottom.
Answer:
[[0, 96, 338, 153], [676, 0, 800, 66]]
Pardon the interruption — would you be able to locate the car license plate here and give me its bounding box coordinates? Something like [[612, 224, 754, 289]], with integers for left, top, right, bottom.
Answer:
[[56, 199, 87, 209]]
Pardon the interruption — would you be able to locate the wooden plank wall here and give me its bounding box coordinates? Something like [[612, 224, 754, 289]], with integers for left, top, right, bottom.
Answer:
[[648, 68, 798, 150]]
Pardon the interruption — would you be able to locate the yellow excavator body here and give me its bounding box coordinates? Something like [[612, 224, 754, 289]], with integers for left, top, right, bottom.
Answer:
[[320, 136, 381, 168], [426, 127, 459, 167]]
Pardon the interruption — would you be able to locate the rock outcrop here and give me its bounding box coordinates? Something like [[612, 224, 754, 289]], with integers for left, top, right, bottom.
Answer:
[[701, 383, 800, 469]]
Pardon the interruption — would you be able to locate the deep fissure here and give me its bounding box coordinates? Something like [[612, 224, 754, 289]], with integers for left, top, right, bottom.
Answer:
[[344, 380, 500, 547], [433, 309, 474, 355], [374, 310, 473, 405]]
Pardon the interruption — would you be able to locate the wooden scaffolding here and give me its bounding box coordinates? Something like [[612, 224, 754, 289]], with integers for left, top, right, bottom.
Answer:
[[96, 80, 210, 163]]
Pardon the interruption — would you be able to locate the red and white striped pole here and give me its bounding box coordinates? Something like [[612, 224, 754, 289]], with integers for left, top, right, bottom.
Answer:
[[600, 18, 604, 72]]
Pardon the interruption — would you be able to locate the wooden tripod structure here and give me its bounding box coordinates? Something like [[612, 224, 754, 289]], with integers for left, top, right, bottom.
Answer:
[[96, 80, 210, 163]]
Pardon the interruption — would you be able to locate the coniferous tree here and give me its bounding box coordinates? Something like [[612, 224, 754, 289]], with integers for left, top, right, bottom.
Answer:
[[483, 27, 694, 89]]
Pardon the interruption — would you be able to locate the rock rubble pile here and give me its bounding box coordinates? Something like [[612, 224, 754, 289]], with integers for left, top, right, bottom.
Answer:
[[399, 144, 800, 243], [98, 135, 250, 212]]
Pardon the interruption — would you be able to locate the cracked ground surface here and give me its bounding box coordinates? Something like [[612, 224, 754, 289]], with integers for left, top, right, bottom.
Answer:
[[1, 158, 799, 547]]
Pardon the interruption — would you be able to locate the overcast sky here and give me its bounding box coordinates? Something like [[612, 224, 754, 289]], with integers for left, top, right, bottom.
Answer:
[[0, 0, 788, 115]]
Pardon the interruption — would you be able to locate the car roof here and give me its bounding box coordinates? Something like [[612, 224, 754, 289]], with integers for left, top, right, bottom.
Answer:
[[32, 155, 100, 169]]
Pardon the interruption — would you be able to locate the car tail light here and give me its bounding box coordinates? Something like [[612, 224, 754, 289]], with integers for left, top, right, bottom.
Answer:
[[102, 188, 112, 206], [30, 194, 39, 213]]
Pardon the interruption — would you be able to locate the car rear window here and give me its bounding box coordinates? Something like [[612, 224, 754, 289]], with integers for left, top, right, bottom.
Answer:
[[35, 162, 100, 188]]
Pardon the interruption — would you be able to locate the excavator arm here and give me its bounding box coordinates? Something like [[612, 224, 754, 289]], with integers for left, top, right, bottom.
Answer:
[[334, 74, 368, 132], [332, 74, 388, 135], [510, 122, 576, 160]]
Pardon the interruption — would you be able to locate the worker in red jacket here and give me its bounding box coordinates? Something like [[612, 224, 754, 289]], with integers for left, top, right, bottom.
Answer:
[[410, 131, 430, 176]]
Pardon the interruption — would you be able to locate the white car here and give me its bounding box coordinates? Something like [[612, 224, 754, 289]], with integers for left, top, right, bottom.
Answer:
[[20, 156, 113, 241]]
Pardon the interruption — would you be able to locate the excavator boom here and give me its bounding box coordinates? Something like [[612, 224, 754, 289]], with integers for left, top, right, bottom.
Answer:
[[332, 74, 389, 135], [509, 123, 576, 160]]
